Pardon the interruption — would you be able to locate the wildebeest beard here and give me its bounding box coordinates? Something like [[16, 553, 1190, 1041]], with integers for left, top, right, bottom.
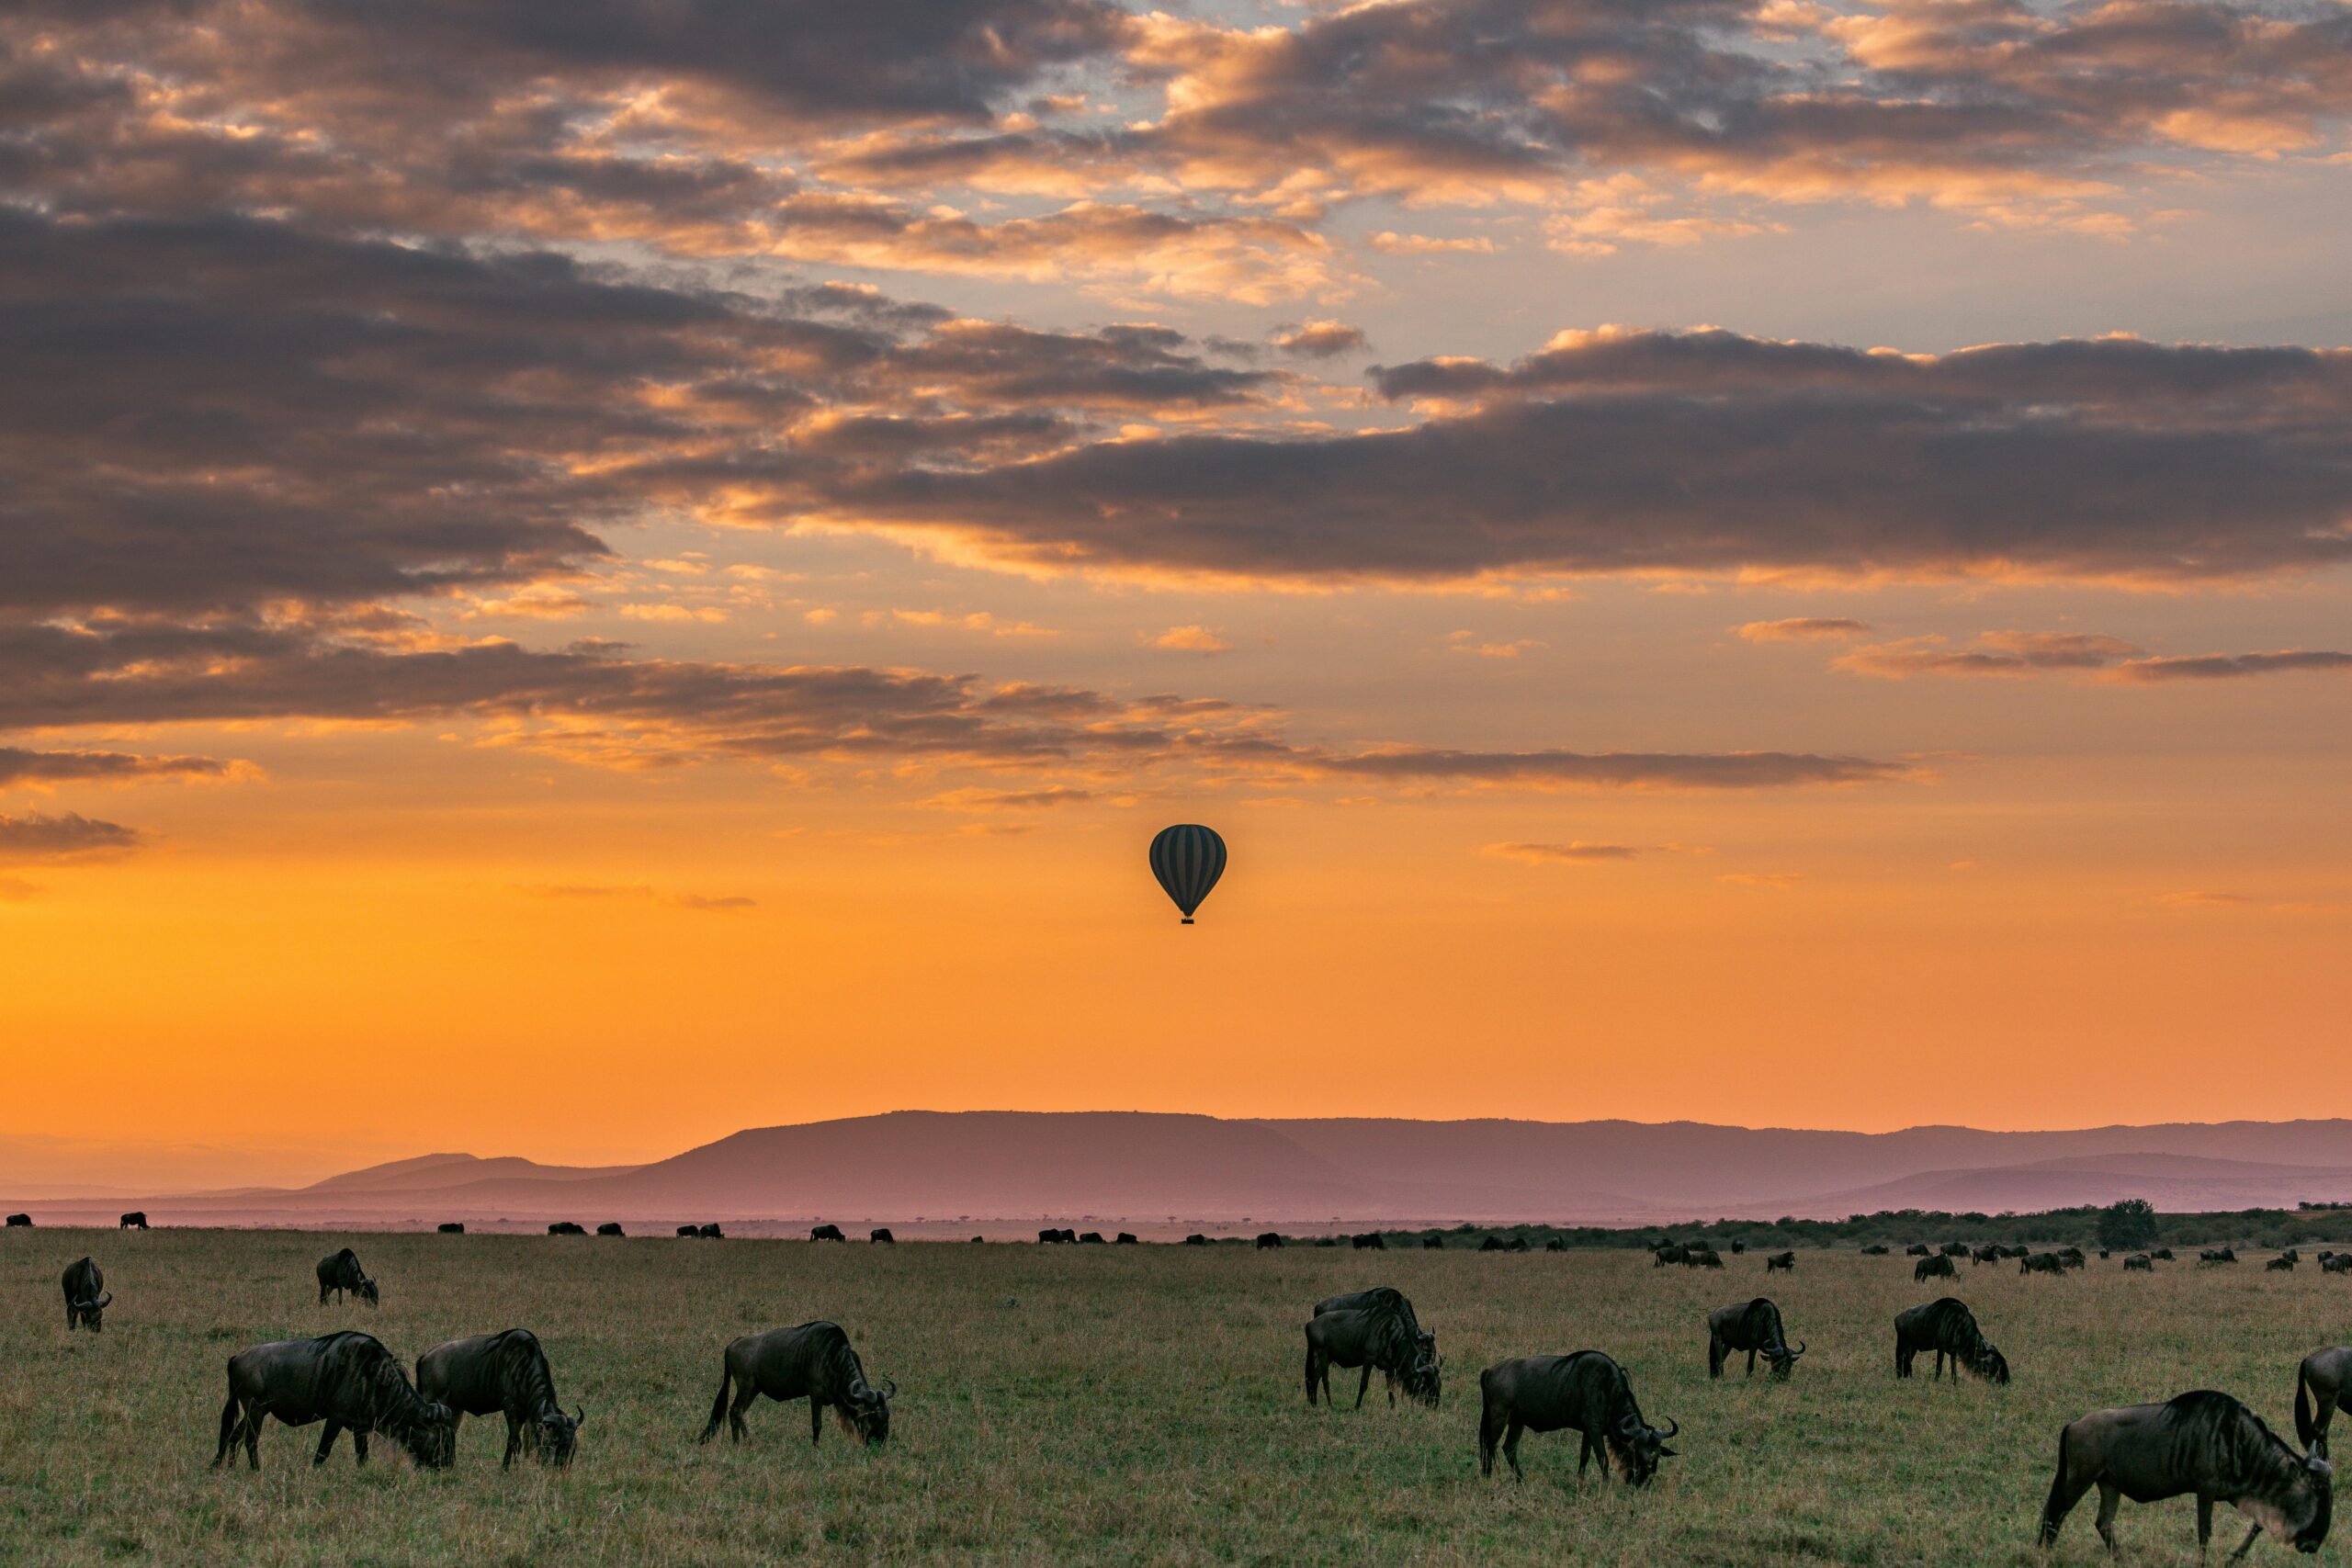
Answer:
[[353, 1356, 454, 1467]]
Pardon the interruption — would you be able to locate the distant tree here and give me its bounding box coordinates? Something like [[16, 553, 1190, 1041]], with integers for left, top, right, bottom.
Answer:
[[2097, 1198, 2160, 1251]]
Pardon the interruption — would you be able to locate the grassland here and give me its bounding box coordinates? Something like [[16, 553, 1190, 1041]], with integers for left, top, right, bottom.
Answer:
[[4, 1229, 2348, 1565]]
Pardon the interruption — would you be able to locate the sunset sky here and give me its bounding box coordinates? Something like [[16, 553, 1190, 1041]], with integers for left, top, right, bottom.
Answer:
[[4, 0, 2349, 1187]]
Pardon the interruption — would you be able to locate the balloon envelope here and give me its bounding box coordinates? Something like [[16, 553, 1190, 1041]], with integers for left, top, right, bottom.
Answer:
[[1148, 825, 1227, 924]]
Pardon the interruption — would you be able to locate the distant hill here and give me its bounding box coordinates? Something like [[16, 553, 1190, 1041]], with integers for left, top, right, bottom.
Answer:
[[16, 1112, 2352, 1227]]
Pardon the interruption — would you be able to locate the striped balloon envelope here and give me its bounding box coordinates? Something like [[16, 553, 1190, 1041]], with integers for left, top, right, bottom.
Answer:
[[1148, 824, 1227, 925]]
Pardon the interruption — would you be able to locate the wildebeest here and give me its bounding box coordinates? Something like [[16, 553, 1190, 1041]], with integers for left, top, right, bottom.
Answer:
[[1861, 1244, 1890, 1256], [5, 1213, 29, 1227], [2022, 1252, 2067, 1277], [2005, 1245, 2034, 1258], [697, 1223, 723, 1239], [1546, 1237, 1568, 1252], [870, 1228, 896, 1245], [676, 1224, 699, 1237], [1257, 1232, 1283, 1249], [596, 1223, 625, 1237], [1477, 1352, 1679, 1487], [437, 1223, 465, 1235], [213, 1331, 455, 1472], [315, 1247, 379, 1308], [1078, 1231, 1105, 1245], [1352, 1232, 1386, 1250], [697, 1322, 895, 1448], [415, 1328, 583, 1469], [1509, 1235, 1534, 1254], [1905, 1243, 1932, 1257], [2038, 1390, 2331, 1558], [1916, 1253, 1958, 1282], [1941, 1241, 1972, 1258], [2326, 1257, 2352, 1276], [2058, 1247, 2087, 1270], [62, 1257, 109, 1331], [1765, 1250, 1795, 1273], [2154, 1247, 2177, 1260], [2203, 1247, 2240, 1265], [1114, 1232, 1138, 1245], [2125, 1253, 2155, 1271], [1708, 1298, 1806, 1380], [1423, 1235, 1444, 1249], [1184, 1234, 1208, 1246], [1306, 1288, 1440, 1409], [2284, 1249, 2302, 1264], [119, 1211, 147, 1230], [2295, 1348, 2352, 1458], [1653, 1243, 1688, 1267], [1894, 1297, 2009, 1384], [1973, 1245, 2002, 1266], [548, 1221, 586, 1235], [2271, 1257, 2300, 1272], [801, 1224, 842, 1242], [1729, 1239, 1747, 1255]]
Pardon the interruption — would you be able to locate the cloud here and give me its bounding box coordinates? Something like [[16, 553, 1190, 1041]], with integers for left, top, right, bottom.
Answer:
[[0, 812, 144, 863], [2109, 650, 2352, 682], [1144, 626, 1234, 654], [517, 883, 756, 913], [917, 786, 1096, 810], [1834, 632, 2352, 682], [1317, 748, 1912, 790], [1270, 321, 1369, 359], [1486, 840, 1642, 863], [1447, 637, 1548, 660], [0, 748, 231, 786], [1736, 617, 1873, 642]]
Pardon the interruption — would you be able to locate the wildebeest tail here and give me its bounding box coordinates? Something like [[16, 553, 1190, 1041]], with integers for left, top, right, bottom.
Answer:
[[2298, 1362, 2319, 1450], [697, 1363, 732, 1444], [211, 1365, 243, 1466], [1303, 1333, 1318, 1405], [2037, 1425, 2070, 1545]]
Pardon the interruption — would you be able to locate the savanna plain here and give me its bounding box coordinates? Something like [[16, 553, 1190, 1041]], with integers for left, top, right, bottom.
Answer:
[[5, 1230, 2347, 1565]]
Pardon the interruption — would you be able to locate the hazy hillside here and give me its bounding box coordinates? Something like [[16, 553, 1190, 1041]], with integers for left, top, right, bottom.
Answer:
[[17, 1113, 2352, 1227]]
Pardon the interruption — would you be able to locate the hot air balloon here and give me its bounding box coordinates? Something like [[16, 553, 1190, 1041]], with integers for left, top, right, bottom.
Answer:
[[1148, 824, 1226, 925]]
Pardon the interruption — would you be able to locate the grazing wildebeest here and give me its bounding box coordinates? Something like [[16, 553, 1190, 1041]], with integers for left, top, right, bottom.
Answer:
[[696, 1224, 724, 1239], [1765, 1250, 1795, 1273], [2295, 1349, 2352, 1458], [676, 1225, 699, 1237], [62, 1257, 110, 1331], [6, 1213, 30, 1227], [1894, 1298, 2009, 1384], [1257, 1232, 1283, 1249], [1036, 1228, 1063, 1244], [1423, 1235, 1445, 1249], [1184, 1234, 1208, 1246], [1078, 1231, 1105, 1245], [2125, 1253, 2155, 1271], [2058, 1247, 2087, 1270], [1509, 1235, 1534, 1254], [1708, 1298, 1806, 1380], [2021, 1252, 2067, 1277], [315, 1247, 379, 1308], [1916, 1253, 1958, 1282], [213, 1332, 455, 1472], [2272, 1257, 2300, 1272], [547, 1222, 585, 1235], [2202, 1247, 2240, 1265], [2284, 1249, 2302, 1264], [809, 1224, 844, 1242], [870, 1228, 896, 1245], [2154, 1247, 2176, 1260], [1306, 1289, 1441, 1409], [1729, 1239, 1747, 1255], [119, 1212, 147, 1231], [1861, 1244, 1890, 1256], [2325, 1257, 2352, 1276], [1942, 1242, 1971, 1258], [1973, 1245, 2003, 1266], [596, 1223, 625, 1237], [1352, 1232, 1386, 1250], [1114, 1232, 1137, 1245], [697, 1323, 895, 1448], [1653, 1244, 1688, 1267], [437, 1223, 465, 1235], [1546, 1237, 1568, 1252], [970, 1235, 983, 1243], [415, 1328, 583, 1469], [1905, 1243, 1931, 1258], [2038, 1390, 2331, 1558], [1055, 1228, 1079, 1244], [1477, 1352, 1679, 1487]]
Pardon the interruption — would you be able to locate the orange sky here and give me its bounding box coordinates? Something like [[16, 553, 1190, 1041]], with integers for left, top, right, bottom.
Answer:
[[3, 0, 2349, 1186]]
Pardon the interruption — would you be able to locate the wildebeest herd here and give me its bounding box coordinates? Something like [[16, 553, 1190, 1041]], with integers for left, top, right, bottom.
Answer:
[[18, 1225, 2352, 1557]]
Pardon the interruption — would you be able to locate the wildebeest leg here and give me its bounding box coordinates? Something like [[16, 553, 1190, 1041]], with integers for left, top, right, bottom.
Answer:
[[351, 1428, 368, 1465], [2039, 1428, 2092, 1547], [314, 1422, 342, 1466], [503, 1414, 523, 1470], [726, 1381, 756, 1444], [1501, 1421, 1524, 1482], [243, 1405, 266, 1471], [809, 1395, 824, 1446], [1355, 1364, 1372, 1410], [1304, 1342, 1319, 1406], [2194, 1494, 2214, 1554], [1934, 1349, 1946, 1382], [1747, 1348, 1757, 1377], [2228, 1523, 2264, 1562], [2093, 1482, 2122, 1551], [1709, 1335, 1725, 1379], [1477, 1404, 1502, 1476]]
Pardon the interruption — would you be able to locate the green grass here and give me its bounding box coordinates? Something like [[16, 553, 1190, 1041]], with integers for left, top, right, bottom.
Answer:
[[3, 1231, 2346, 1564]]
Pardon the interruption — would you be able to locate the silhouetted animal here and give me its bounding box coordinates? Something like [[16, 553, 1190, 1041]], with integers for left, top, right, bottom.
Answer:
[[1729, 1240, 1747, 1255], [547, 1222, 585, 1235], [2124, 1253, 2154, 1271], [1509, 1235, 1534, 1253], [62, 1257, 109, 1331], [1184, 1234, 1208, 1246], [1352, 1232, 1386, 1250], [1765, 1251, 1795, 1273], [437, 1223, 465, 1235], [119, 1212, 147, 1231], [696, 1224, 723, 1239], [6, 1213, 29, 1227], [213, 1332, 454, 1472], [1973, 1245, 2002, 1266], [1477, 1352, 1679, 1487], [1942, 1242, 1971, 1258], [1115, 1232, 1138, 1245], [1916, 1254, 1957, 1282], [1305, 1290, 1440, 1409], [697, 1323, 895, 1448], [315, 1248, 379, 1308], [811, 1224, 845, 1241], [596, 1223, 625, 1237], [1257, 1233, 1283, 1249], [2325, 1257, 2352, 1276], [1079, 1231, 1105, 1245], [2039, 1390, 2331, 1558], [1861, 1244, 1890, 1255], [1894, 1298, 2009, 1384], [1905, 1244, 1931, 1257], [1708, 1298, 1806, 1379], [2021, 1252, 2067, 1277], [2202, 1247, 2239, 1265], [416, 1328, 582, 1469], [870, 1228, 896, 1245], [1423, 1235, 1444, 1249], [1653, 1244, 1687, 1267], [2271, 1257, 2299, 1272], [2153, 1248, 2176, 1260], [2058, 1247, 2086, 1269]]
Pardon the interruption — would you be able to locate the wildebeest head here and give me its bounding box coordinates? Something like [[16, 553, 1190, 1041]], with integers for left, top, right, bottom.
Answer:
[[530, 1404, 585, 1467], [1400, 1332, 1442, 1408], [402, 1402, 458, 1470], [73, 1290, 112, 1331], [2249, 1450, 2334, 1553], [1972, 1341, 2012, 1385], [1767, 1336, 1807, 1379], [357, 1275, 379, 1308], [1609, 1411, 1679, 1486], [841, 1378, 896, 1445]]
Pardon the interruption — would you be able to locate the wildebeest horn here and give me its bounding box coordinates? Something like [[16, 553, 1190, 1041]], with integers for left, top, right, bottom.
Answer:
[[1657, 1416, 1679, 1440], [573, 1404, 586, 1427], [1790, 1340, 1807, 1358], [880, 1378, 899, 1400], [96, 1292, 112, 1308]]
